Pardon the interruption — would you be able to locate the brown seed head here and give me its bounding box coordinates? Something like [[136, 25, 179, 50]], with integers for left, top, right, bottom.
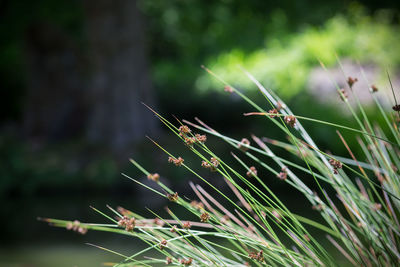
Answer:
[[371, 84, 378, 93], [329, 158, 342, 174], [170, 225, 177, 233], [147, 173, 160, 182], [277, 167, 287, 181], [210, 157, 219, 168], [238, 138, 250, 151], [182, 221, 191, 230], [184, 137, 196, 146], [347, 76, 358, 88], [118, 216, 135, 231], [160, 239, 168, 250], [393, 105, 400, 112], [224, 85, 234, 93], [249, 250, 264, 262], [339, 88, 348, 101], [247, 166, 257, 177], [166, 257, 173, 264], [180, 258, 193, 266], [284, 115, 296, 127], [168, 156, 184, 166], [179, 125, 191, 135], [268, 109, 278, 118], [200, 212, 211, 223], [195, 133, 207, 143], [167, 192, 179, 202]]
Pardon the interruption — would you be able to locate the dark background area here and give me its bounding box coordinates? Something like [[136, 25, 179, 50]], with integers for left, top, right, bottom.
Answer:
[[1, 0, 399, 266]]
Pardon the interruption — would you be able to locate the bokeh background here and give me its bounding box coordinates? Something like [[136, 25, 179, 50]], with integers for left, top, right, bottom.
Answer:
[[1, 0, 400, 266]]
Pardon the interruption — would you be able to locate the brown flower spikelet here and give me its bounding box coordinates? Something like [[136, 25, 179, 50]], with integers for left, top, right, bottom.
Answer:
[[284, 115, 296, 127], [268, 109, 278, 118], [224, 85, 233, 93], [178, 125, 191, 135], [160, 239, 167, 250], [277, 167, 287, 181], [195, 133, 207, 143], [147, 173, 160, 182], [182, 221, 191, 229], [167, 192, 179, 202], [329, 158, 342, 174], [238, 138, 250, 151], [371, 84, 378, 93], [118, 216, 136, 231], [66, 220, 88, 235], [247, 166, 257, 177], [168, 156, 184, 166], [347, 76, 358, 88], [180, 258, 193, 266], [200, 212, 210, 222]]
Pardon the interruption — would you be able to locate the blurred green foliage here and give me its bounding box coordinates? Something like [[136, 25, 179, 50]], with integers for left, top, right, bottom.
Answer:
[[195, 6, 400, 97]]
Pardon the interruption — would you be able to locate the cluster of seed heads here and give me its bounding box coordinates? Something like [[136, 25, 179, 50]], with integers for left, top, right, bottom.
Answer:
[[329, 158, 343, 174], [66, 220, 88, 235], [277, 167, 287, 181], [284, 115, 296, 127], [201, 157, 219, 171], [147, 173, 160, 182], [179, 258, 193, 266], [118, 216, 136, 231], [159, 239, 167, 250], [179, 125, 207, 146], [238, 138, 251, 151], [200, 212, 211, 222], [168, 156, 184, 166], [268, 108, 278, 118], [167, 192, 179, 202], [182, 221, 191, 229], [246, 166, 257, 177], [248, 250, 264, 262], [347, 76, 358, 88]]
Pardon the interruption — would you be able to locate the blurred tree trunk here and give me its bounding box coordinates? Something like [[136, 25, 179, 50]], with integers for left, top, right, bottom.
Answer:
[[84, 0, 158, 150], [24, 23, 85, 142]]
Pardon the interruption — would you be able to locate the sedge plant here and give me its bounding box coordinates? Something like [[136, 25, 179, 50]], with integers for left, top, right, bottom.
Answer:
[[41, 61, 400, 266]]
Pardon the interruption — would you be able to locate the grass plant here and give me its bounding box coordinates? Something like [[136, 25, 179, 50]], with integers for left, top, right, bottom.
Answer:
[[41, 61, 400, 266]]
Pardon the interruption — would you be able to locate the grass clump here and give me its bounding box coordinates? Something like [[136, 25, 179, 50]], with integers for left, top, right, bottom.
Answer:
[[42, 61, 400, 266]]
